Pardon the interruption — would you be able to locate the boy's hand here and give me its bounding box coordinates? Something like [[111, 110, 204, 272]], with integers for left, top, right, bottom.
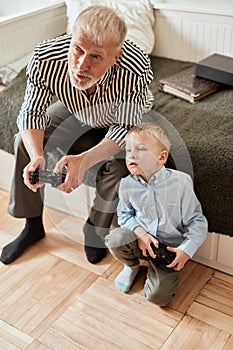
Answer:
[[137, 232, 159, 259], [166, 247, 190, 271]]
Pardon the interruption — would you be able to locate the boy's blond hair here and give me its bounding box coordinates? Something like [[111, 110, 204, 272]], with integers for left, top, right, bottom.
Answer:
[[126, 123, 171, 151]]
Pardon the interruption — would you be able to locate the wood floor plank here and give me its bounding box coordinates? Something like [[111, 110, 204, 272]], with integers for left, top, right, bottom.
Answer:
[[40, 301, 157, 350], [214, 270, 233, 285], [25, 339, 53, 350], [41, 217, 116, 275], [78, 277, 182, 344], [194, 272, 233, 319], [161, 315, 231, 350], [40, 277, 182, 350], [0, 319, 34, 350], [0, 253, 97, 339], [187, 302, 233, 334], [169, 261, 213, 313], [223, 335, 233, 350]]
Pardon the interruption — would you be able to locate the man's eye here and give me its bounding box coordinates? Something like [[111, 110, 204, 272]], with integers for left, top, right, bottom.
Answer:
[[73, 46, 82, 54], [91, 54, 101, 60], [138, 147, 145, 152]]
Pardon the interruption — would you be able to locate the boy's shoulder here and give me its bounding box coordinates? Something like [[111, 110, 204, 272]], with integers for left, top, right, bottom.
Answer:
[[166, 168, 194, 188], [167, 168, 192, 179]]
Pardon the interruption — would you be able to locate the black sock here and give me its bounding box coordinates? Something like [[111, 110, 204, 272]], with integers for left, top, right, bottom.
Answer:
[[83, 219, 107, 264], [0, 216, 45, 264]]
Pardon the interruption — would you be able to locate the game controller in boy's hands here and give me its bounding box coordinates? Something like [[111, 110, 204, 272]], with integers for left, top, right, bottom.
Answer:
[[30, 169, 66, 187], [149, 241, 176, 265]]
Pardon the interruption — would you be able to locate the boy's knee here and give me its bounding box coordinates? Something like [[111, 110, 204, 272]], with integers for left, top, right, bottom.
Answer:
[[144, 270, 179, 306], [144, 288, 176, 307], [105, 227, 136, 251]]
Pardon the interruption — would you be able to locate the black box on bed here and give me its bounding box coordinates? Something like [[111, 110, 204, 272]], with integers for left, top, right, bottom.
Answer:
[[195, 53, 233, 87]]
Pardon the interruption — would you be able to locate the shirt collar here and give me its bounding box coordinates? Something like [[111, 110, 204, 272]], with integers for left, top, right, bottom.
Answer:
[[98, 66, 115, 85], [134, 166, 167, 185]]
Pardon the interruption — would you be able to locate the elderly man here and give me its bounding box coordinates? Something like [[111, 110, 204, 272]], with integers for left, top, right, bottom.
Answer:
[[1, 5, 153, 265]]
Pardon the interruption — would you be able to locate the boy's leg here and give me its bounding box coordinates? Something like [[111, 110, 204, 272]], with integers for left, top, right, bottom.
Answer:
[[144, 262, 179, 306], [105, 227, 143, 292]]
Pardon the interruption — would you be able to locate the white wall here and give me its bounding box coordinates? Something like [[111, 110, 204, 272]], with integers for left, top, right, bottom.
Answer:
[[151, 0, 233, 62]]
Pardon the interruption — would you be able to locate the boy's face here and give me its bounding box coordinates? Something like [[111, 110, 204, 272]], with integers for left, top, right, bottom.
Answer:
[[125, 132, 168, 180]]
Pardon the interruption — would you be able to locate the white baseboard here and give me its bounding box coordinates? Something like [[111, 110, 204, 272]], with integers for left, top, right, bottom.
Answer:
[[0, 150, 15, 191]]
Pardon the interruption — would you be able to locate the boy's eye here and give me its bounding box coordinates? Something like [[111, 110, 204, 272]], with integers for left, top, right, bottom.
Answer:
[[138, 147, 145, 152]]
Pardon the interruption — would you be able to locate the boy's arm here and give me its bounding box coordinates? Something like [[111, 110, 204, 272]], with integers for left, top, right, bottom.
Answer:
[[167, 176, 208, 270], [117, 180, 158, 258]]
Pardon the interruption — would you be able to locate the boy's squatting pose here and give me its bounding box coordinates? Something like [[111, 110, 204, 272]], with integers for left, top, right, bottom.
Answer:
[[105, 123, 208, 306]]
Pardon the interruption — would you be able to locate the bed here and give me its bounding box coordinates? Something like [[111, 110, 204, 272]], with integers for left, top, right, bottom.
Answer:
[[0, 54, 232, 237]]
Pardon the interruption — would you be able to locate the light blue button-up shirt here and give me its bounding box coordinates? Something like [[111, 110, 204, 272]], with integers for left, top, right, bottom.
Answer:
[[117, 166, 208, 258]]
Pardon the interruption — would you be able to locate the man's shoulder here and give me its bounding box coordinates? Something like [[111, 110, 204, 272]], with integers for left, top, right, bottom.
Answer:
[[118, 40, 152, 75], [34, 34, 71, 62]]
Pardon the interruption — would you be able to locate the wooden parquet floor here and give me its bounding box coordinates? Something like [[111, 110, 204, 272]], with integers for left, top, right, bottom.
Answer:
[[0, 189, 232, 350]]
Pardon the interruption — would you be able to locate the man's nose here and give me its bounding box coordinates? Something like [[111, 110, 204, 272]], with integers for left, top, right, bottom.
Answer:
[[76, 55, 89, 70]]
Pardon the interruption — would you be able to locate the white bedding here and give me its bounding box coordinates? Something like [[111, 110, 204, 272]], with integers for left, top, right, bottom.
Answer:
[[65, 0, 155, 54]]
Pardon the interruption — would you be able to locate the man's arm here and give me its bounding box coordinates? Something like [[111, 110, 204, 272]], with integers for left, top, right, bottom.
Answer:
[[21, 129, 46, 191], [54, 137, 122, 192]]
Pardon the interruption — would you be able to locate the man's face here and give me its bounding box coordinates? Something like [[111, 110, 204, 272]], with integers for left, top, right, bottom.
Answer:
[[68, 29, 122, 91], [125, 133, 168, 181]]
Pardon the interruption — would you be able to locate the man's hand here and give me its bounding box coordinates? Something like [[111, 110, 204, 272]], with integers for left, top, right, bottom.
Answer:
[[166, 247, 190, 271], [54, 137, 122, 194], [54, 153, 87, 193], [23, 156, 46, 192]]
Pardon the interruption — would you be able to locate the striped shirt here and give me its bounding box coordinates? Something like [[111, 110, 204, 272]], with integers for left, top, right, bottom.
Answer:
[[17, 34, 154, 148]]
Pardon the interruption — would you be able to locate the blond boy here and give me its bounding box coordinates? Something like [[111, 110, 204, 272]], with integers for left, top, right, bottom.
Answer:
[[105, 123, 208, 306]]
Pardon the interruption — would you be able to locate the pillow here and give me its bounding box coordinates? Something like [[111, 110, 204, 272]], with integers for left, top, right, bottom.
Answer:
[[65, 0, 155, 54]]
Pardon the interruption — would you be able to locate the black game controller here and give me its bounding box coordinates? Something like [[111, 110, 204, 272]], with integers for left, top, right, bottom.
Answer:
[[149, 241, 176, 265], [30, 169, 66, 187]]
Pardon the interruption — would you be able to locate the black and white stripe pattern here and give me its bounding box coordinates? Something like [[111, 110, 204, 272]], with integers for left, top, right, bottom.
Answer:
[[17, 34, 154, 147]]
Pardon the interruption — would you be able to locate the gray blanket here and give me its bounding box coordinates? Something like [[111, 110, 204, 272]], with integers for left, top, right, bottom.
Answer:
[[0, 57, 232, 236]]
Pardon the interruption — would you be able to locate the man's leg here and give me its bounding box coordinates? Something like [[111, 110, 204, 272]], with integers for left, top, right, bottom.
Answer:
[[1, 102, 79, 264], [1, 133, 46, 264], [83, 158, 129, 264]]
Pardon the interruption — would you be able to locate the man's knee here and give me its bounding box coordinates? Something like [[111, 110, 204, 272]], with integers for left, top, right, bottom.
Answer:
[[99, 158, 129, 182]]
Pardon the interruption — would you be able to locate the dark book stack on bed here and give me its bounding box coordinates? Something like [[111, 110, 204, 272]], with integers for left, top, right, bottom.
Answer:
[[159, 53, 233, 103], [159, 67, 220, 103]]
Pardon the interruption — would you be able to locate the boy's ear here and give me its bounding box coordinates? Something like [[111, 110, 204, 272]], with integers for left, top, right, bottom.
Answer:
[[159, 150, 169, 164]]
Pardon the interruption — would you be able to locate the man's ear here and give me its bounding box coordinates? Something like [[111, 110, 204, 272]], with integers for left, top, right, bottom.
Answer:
[[115, 48, 123, 62], [159, 150, 169, 164]]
